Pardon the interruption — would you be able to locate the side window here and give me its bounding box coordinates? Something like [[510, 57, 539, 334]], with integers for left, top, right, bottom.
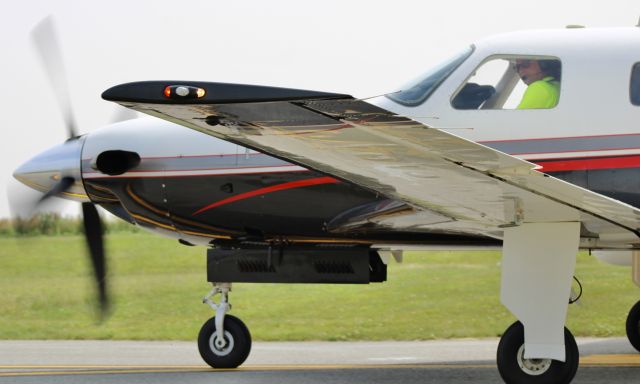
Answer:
[[452, 56, 561, 110], [631, 63, 640, 106]]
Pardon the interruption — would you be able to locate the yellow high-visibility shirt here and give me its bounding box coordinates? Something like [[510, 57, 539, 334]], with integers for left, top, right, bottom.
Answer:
[[517, 76, 560, 109]]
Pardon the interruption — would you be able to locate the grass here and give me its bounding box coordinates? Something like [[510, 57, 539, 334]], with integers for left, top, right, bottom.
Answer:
[[0, 232, 638, 341]]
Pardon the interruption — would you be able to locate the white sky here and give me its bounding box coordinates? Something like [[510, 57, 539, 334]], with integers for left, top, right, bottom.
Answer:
[[1, 0, 639, 218]]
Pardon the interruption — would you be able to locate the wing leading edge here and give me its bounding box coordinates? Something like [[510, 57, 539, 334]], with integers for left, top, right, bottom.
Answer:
[[103, 81, 640, 248]]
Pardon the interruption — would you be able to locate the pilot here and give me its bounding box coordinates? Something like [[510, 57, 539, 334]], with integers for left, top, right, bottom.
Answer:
[[515, 59, 561, 109]]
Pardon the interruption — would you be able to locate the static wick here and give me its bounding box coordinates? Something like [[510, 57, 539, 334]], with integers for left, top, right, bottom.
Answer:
[[406, 116, 441, 120], [357, 90, 402, 101]]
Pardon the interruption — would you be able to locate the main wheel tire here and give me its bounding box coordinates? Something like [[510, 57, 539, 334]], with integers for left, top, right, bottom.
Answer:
[[198, 315, 252, 369], [626, 300, 640, 352], [496, 321, 579, 384]]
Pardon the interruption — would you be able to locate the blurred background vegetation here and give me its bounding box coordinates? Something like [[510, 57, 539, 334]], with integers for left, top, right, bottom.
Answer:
[[0, 213, 139, 237]]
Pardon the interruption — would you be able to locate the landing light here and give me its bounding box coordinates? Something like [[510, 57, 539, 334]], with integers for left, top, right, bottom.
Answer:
[[163, 85, 206, 99]]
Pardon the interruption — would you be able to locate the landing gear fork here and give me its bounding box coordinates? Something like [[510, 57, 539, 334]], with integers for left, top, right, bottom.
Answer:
[[203, 282, 232, 350]]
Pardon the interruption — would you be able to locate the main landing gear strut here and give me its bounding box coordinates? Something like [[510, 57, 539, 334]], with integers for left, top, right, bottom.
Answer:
[[197, 283, 252, 368], [498, 222, 581, 384]]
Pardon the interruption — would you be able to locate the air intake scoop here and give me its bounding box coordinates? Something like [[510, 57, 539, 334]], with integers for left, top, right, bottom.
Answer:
[[94, 150, 141, 176]]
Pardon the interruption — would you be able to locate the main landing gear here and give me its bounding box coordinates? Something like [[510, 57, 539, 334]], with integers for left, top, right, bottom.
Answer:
[[198, 283, 252, 368], [626, 300, 640, 352], [626, 252, 640, 353], [497, 322, 579, 384]]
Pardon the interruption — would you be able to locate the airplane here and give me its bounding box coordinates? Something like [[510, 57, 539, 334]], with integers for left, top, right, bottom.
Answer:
[[11, 19, 640, 384]]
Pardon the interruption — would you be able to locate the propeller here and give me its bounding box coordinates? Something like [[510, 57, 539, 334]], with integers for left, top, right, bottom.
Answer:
[[27, 16, 110, 318], [38, 176, 75, 202], [82, 202, 108, 316], [109, 106, 139, 124], [31, 16, 77, 139], [7, 182, 70, 224]]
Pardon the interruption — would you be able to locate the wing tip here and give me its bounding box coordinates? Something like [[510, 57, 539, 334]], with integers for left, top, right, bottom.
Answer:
[[102, 81, 351, 104]]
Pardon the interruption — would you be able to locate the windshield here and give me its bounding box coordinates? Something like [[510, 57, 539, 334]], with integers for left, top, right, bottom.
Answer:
[[387, 46, 474, 106]]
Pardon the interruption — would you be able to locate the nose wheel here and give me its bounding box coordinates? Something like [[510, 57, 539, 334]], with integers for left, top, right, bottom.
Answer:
[[626, 300, 640, 352], [497, 321, 579, 384], [198, 314, 251, 368], [198, 283, 252, 368]]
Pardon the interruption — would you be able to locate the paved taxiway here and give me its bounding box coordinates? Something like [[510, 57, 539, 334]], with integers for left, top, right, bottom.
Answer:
[[1, 338, 639, 383]]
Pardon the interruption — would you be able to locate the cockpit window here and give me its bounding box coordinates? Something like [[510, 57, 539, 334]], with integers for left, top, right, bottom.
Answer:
[[631, 63, 640, 106], [451, 56, 561, 110], [387, 46, 474, 107]]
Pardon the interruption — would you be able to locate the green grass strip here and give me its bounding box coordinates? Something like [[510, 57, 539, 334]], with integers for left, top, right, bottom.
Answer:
[[0, 233, 638, 340]]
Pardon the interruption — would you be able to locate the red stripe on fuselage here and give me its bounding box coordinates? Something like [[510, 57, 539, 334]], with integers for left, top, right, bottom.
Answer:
[[536, 155, 640, 172], [192, 176, 340, 216]]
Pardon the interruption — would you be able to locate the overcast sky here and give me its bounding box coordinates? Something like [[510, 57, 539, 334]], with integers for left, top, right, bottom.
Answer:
[[2, 0, 639, 218]]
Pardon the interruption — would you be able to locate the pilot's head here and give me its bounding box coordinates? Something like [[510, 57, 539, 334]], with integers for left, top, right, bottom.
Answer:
[[515, 59, 561, 85]]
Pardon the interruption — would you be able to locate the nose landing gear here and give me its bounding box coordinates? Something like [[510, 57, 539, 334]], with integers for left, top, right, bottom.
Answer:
[[198, 283, 252, 368]]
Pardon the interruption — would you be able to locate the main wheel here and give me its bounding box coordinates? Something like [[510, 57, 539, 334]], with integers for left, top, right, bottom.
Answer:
[[626, 300, 640, 352], [198, 315, 252, 368], [496, 321, 579, 384]]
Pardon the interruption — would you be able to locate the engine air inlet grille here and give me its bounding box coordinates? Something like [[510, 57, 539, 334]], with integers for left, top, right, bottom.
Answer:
[[313, 261, 354, 274], [237, 259, 276, 273]]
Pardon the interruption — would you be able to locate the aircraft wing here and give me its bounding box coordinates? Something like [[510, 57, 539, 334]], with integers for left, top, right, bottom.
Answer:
[[103, 81, 640, 246]]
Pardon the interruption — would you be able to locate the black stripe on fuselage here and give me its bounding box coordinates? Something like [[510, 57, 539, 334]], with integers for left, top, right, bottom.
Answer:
[[482, 133, 640, 155], [547, 167, 640, 208]]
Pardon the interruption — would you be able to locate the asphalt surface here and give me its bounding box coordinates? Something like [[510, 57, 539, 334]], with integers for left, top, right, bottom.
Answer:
[[0, 338, 639, 383]]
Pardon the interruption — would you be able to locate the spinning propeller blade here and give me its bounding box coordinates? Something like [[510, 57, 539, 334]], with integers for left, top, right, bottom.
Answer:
[[82, 202, 109, 317], [38, 176, 75, 203], [31, 16, 77, 139]]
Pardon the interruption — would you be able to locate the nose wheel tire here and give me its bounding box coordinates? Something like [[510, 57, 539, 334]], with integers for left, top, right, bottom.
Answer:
[[198, 315, 251, 368], [497, 321, 579, 384], [626, 300, 640, 352]]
